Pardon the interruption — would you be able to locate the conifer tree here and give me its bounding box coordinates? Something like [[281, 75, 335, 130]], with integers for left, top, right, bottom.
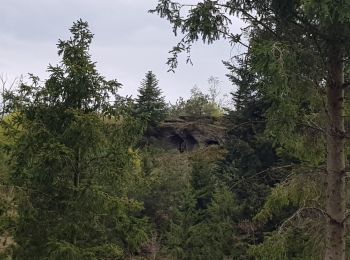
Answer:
[[5, 20, 149, 259], [152, 1, 350, 258], [136, 71, 166, 126]]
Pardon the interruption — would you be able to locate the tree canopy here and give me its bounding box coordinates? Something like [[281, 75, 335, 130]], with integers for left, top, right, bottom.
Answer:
[[3, 20, 149, 259], [152, 0, 350, 259], [1, 2, 350, 259], [135, 71, 167, 127]]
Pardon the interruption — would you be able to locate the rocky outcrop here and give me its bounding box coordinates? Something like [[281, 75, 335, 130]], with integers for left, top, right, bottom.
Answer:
[[145, 118, 226, 152]]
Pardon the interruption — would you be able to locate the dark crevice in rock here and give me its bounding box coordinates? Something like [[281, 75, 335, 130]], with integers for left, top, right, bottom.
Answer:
[[205, 140, 219, 146], [184, 134, 199, 152], [144, 119, 226, 152]]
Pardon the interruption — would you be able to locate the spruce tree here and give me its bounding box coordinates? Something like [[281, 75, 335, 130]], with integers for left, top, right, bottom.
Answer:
[[136, 71, 166, 127], [5, 20, 149, 259], [152, 1, 350, 258]]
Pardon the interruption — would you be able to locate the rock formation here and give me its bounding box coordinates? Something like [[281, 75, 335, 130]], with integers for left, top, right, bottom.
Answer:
[[145, 118, 226, 152]]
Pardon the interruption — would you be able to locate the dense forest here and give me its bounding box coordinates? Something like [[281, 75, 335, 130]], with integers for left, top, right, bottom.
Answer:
[[1, 0, 350, 259]]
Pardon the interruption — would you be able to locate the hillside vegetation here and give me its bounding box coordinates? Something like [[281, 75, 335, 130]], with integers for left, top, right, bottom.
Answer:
[[2, 0, 350, 258]]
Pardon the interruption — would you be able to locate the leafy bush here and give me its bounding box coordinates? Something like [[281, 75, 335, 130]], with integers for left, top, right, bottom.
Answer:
[[168, 85, 224, 120]]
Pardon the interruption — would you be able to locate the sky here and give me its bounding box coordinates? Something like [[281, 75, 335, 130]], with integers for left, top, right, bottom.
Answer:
[[0, 0, 246, 102]]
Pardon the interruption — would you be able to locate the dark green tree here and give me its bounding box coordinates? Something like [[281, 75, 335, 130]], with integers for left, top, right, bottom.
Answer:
[[220, 57, 285, 216], [152, 1, 350, 258], [159, 149, 240, 260], [5, 20, 149, 259], [212, 57, 299, 258], [136, 71, 167, 127]]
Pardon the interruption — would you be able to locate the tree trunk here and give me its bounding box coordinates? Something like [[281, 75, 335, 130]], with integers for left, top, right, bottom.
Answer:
[[324, 44, 346, 260], [74, 147, 81, 188]]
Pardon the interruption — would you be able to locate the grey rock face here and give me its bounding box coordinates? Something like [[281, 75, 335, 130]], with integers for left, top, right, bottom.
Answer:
[[145, 119, 226, 152]]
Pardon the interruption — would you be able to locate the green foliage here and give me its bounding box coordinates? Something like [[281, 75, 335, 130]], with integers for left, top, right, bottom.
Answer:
[[151, 148, 243, 260], [150, 0, 233, 71], [300, 0, 350, 23], [4, 0, 350, 257], [5, 20, 149, 259], [164, 187, 197, 259], [184, 187, 241, 260], [249, 231, 294, 260], [249, 38, 326, 165], [0, 115, 20, 257], [168, 85, 223, 119], [185, 86, 221, 118], [254, 171, 323, 224], [249, 168, 326, 259], [249, 226, 325, 260], [135, 71, 167, 127], [47, 241, 124, 260], [219, 57, 289, 220], [141, 150, 192, 231], [135, 144, 244, 259], [152, 0, 339, 252]]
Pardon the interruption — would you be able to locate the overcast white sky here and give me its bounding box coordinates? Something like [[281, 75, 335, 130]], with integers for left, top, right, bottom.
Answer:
[[0, 0, 245, 102]]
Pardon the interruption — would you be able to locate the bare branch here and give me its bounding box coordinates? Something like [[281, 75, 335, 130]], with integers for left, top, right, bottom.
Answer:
[[230, 164, 295, 188], [278, 207, 329, 233]]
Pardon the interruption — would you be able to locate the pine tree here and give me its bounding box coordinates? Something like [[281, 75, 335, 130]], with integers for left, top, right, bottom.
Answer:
[[136, 71, 166, 127]]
